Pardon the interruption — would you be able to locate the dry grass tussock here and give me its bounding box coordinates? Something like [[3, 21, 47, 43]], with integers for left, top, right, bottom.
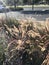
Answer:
[[0, 17, 49, 65]]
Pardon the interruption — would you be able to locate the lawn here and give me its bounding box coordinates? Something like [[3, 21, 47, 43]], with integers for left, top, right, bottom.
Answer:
[[6, 4, 49, 8]]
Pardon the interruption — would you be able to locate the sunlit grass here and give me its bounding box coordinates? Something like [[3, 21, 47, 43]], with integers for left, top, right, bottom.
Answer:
[[7, 5, 49, 8]]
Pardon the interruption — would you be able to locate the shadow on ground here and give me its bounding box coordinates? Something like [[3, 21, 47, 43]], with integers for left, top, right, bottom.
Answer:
[[21, 10, 49, 14]]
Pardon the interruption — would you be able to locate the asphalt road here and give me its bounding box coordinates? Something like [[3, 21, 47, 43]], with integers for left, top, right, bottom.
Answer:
[[0, 11, 49, 21]]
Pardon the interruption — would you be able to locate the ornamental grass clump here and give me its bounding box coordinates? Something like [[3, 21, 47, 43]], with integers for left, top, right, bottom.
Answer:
[[0, 18, 49, 65]]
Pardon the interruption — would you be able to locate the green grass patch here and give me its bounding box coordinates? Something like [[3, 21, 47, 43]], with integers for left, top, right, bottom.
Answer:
[[6, 5, 49, 8]]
